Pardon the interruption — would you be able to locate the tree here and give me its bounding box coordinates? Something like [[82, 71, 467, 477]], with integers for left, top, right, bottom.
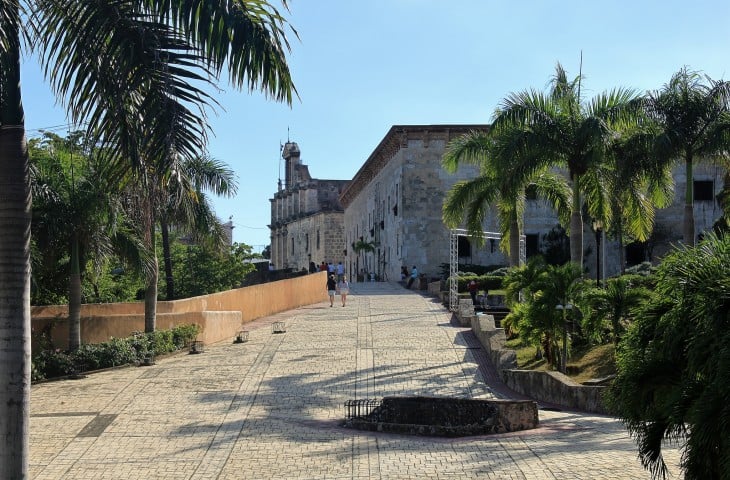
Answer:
[[643, 67, 730, 246], [0, 1, 295, 475], [29, 131, 135, 350], [606, 233, 730, 479], [442, 129, 571, 267], [490, 63, 643, 266], [159, 155, 238, 300], [502, 258, 584, 370], [579, 275, 649, 345]]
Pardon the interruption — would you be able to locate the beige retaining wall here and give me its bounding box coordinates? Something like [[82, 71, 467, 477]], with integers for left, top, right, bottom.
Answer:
[[32, 272, 328, 350]]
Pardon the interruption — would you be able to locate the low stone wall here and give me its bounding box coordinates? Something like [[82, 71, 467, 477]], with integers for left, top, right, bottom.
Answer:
[[32, 272, 328, 349], [345, 396, 538, 437], [461, 306, 607, 414], [502, 370, 607, 414]]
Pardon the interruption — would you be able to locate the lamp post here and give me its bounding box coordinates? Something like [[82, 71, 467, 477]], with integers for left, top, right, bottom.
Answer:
[[556, 303, 573, 374], [593, 220, 603, 287]]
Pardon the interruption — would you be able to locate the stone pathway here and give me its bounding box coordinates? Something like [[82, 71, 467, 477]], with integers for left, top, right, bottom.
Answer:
[[30, 282, 682, 479]]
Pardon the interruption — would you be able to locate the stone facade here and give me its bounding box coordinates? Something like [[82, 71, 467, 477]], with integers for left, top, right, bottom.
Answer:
[[269, 142, 349, 271], [340, 124, 726, 281]]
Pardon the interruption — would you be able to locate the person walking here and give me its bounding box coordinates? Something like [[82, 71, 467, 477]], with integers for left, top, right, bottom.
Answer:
[[336, 261, 345, 282], [326, 274, 337, 307], [338, 276, 350, 307], [407, 265, 418, 289]]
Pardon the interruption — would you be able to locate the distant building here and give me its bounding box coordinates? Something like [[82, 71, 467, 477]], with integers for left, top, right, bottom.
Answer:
[[340, 124, 726, 281], [268, 142, 350, 272]]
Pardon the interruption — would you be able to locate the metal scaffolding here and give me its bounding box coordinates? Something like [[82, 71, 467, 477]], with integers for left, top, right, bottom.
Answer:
[[448, 229, 525, 312]]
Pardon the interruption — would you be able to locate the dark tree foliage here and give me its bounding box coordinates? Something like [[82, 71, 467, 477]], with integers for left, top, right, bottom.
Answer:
[[605, 233, 730, 480]]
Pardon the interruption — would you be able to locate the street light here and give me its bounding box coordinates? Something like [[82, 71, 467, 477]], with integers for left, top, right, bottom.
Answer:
[[592, 219, 603, 287], [556, 303, 573, 374]]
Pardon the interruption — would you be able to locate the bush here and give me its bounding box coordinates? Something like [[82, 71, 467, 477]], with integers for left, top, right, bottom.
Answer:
[[31, 323, 201, 381], [452, 274, 504, 292]]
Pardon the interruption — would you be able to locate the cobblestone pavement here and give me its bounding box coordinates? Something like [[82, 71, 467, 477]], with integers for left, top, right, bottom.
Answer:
[[30, 282, 682, 479]]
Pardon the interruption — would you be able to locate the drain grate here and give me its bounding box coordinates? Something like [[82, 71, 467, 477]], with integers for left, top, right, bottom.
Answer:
[[272, 321, 286, 334]]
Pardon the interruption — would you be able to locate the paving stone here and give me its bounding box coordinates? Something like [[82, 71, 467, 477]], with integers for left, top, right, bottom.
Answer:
[[30, 282, 682, 479]]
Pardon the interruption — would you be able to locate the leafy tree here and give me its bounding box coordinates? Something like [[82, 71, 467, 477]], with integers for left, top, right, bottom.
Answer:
[[167, 241, 256, 298], [442, 129, 570, 266], [643, 67, 730, 246], [489, 63, 643, 266], [0, 0, 295, 475], [606, 232, 730, 479]]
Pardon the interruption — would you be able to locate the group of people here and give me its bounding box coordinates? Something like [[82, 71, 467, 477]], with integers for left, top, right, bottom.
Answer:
[[401, 265, 419, 289], [326, 272, 350, 307]]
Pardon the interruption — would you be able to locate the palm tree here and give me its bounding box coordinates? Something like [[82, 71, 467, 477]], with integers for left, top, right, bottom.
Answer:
[[580, 275, 649, 345], [159, 155, 238, 300], [490, 63, 643, 266], [442, 129, 571, 267], [0, 1, 295, 475], [601, 125, 674, 273], [502, 259, 584, 370], [643, 67, 730, 246]]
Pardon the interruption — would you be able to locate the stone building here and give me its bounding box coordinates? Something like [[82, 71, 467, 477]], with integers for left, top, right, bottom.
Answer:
[[339, 124, 726, 282], [269, 142, 350, 272]]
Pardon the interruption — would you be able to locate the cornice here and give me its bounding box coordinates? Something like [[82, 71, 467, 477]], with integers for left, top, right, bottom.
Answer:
[[339, 124, 489, 208]]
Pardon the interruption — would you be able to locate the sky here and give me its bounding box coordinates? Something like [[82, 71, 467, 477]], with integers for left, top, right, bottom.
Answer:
[[20, 0, 730, 252]]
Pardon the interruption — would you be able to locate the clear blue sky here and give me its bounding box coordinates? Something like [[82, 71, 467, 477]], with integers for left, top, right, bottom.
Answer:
[[21, 0, 730, 252]]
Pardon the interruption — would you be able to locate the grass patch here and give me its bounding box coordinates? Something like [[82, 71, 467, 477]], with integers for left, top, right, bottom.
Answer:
[[505, 337, 616, 384]]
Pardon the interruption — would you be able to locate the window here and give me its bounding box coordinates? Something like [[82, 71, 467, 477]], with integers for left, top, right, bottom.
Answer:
[[316, 230, 320, 249], [291, 236, 294, 254], [694, 180, 714, 201], [526, 234, 540, 258], [457, 236, 471, 258], [305, 233, 309, 252]]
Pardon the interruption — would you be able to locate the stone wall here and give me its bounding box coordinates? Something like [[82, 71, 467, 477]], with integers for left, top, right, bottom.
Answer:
[[345, 396, 538, 437], [32, 272, 329, 350], [462, 306, 607, 413]]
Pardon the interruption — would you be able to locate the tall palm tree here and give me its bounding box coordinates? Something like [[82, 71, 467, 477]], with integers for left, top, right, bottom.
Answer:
[[490, 63, 643, 266], [159, 155, 238, 301], [0, 1, 295, 475], [603, 125, 674, 272], [643, 67, 730, 246], [442, 129, 571, 267]]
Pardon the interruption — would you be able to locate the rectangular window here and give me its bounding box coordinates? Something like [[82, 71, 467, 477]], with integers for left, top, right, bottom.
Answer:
[[694, 180, 714, 201], [526, 234, 540, 258], [316, 230, 320, 249]]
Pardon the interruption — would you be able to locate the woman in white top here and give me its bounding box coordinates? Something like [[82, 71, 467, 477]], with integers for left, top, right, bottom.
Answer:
[[338, 277, 350, 307]]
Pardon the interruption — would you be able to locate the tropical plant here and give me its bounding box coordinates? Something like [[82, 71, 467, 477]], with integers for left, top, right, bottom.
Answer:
[[579, 275, 649, 345], [489, 62, 643, 266], [0, 0, 295, 475], [29, 131, 148, 350], [643, 67, 730, 246], [442, 129, 571, 266], [502, 258, 585, 370], [606, 232, 730, 480]]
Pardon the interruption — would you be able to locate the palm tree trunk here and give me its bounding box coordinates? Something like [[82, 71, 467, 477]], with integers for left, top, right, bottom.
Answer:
[[569, 176, 583, 266], [509, 214, 521, 267], [683, 156, 695, 245], [0, 21, 30, 475], [161, 219, 175, 300], [68, 233, 82, 350], [144, 256, 159, 333]]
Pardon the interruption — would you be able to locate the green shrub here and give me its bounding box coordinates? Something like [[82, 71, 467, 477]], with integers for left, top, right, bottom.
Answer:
[[452, 274, 504, 292], [31, 323, 201, 381]]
